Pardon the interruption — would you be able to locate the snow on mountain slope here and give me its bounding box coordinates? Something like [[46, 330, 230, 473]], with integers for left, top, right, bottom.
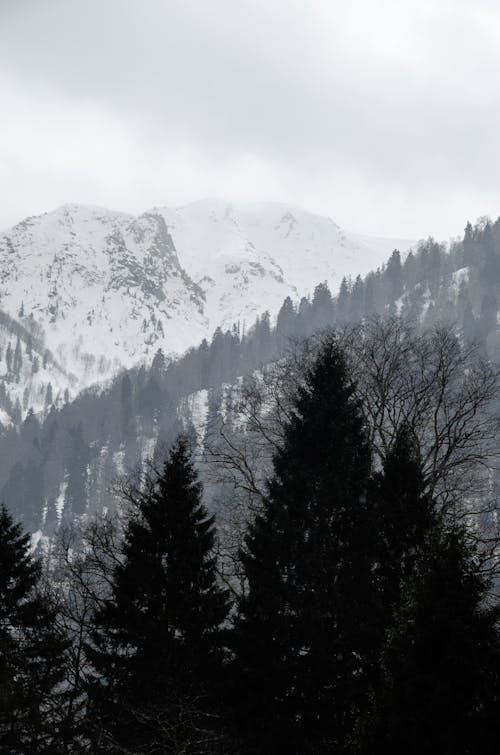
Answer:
[[0, 204, 207, 384], [0, 199, 413, 422], [157, 199, 413, 330], [0, 308, 77, 423]]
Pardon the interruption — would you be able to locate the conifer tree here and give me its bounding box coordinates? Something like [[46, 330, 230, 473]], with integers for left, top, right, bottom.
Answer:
[[385, 249, 404, 300], [151, 346, 166, 375], [0, 505, 69, 753], [344, 428, 443, 747], [363, 273, 377, 316], [367, 428, 438, 647], [311, 282, 334, 330], [349, 275, 364, 321], [296, 295, 311, 338], [65, 423, 90, 516], [336, 276, 351, 321], [88, 438, 230, 752], [364, 526, 500, 755], [231, 338, 373, 753], [13, 336, 23, 381], [5, 342, 12, 373], [276, 296, 296, 349], [44, 381, 53, 409]]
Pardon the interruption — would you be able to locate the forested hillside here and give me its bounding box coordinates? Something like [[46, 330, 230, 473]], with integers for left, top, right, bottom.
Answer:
[[0, 333, 498, 752], [1, 215, 500, 534], [1, 215, 500, 752], [0, 200, 407, 420], [4, 1, 500, 750]]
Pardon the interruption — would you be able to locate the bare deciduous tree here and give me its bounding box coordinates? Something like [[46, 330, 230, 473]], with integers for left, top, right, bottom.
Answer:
[[340, 318, 499, 506], [202, 350, 309, 595], [204, 317, 500, 577], [46, 513, 124, 751]]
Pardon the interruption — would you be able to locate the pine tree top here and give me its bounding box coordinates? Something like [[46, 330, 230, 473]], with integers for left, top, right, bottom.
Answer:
[[91, 435, 230, 691], [0, 504, 40, 620]]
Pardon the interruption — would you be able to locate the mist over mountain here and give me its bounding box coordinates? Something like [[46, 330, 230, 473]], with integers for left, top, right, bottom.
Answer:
[[0, 199, 412, 425], [0, 204, 498, 538], [4, 4, 500, 749]]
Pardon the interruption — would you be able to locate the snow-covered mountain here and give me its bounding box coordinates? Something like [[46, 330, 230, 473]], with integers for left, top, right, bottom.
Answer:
[[0, 308, 78, 425], [0, 199, 413, 421], [156, 199, 413, 332]]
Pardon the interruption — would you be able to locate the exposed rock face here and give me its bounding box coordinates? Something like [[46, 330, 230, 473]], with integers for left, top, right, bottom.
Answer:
[[0, 199, 412, 422]]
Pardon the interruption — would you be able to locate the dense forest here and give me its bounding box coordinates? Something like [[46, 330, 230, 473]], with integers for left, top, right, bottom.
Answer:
[[0, 216, 500, 755], [2, 216, 500, 532], [4, 0, 500, 749], [1, 215, 500, 750], [1, 332, 499, 753]]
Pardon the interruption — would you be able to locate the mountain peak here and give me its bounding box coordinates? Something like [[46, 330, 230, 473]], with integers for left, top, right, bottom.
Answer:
[[0, 200, 414, 425]]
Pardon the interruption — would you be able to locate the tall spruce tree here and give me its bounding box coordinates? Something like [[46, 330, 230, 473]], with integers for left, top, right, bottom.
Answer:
[[366, 428, 438, 650], [231, 338, 373, 753], [363, 526, 500, 755], [0, 505, 69, 753], [88, 438, 230, 752]]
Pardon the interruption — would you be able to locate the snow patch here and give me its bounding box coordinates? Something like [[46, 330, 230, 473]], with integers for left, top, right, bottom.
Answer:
[[55, 481, 68, 522]]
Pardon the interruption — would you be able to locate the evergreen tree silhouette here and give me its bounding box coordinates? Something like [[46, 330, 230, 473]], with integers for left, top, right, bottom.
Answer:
[[367, 427, 438, 653], [364, 526, 500, 755], [336, 276, 351, 321], [88, 438, 230, 752], [13, 336, 23, 381], [231, 338, 373, 753], [65, 422, 90, 516], [0, 505, 69, 752], [311, 282, 334, 330], [385, 250, 404, 300], [349, 275, 364, 321], [276, 296, 296, 349]]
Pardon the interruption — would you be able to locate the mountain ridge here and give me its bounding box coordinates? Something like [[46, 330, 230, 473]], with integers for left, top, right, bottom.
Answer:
[[1, 210, 498, 534], [0, 199, 413, 423]]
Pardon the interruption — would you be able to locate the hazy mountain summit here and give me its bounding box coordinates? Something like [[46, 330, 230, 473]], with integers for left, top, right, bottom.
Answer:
[[0, 204, 206, 378], [0, 199, 412, 420], [2, 211, 498, 533], [155, 199, 413, 331]]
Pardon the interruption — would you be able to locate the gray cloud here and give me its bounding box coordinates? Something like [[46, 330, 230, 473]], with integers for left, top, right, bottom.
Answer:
[[1, 0, 500, 238]]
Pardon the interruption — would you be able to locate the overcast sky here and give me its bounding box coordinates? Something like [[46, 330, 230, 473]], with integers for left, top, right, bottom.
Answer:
[[1, 0, 500, 239]]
